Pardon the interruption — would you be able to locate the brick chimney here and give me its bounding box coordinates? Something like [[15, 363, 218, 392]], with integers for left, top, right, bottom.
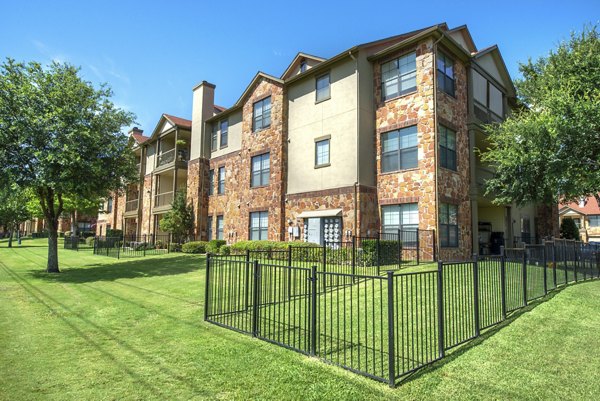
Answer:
[[128, 127, 144, 136]]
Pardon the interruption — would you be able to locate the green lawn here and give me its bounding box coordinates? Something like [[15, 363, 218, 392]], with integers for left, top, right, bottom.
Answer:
[[2, 239, 600, 400]]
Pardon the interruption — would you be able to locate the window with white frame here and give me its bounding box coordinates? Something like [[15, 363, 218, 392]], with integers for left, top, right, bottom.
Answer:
[[316, 74, 330, 102], [315, 139, 330, 167], [381, 52, 417, 101], [381, 204, 419, 234], [218, 166, 225, 194], [381, 125, 418, 172], [250, 211, 268, 240], [253, 97, 271, 131], [216, 215, 224, 240], [251, 153, 270, 187], [211, 124, 217, 151], [440, 203, 458, 247], [207, 216, 213, 240]]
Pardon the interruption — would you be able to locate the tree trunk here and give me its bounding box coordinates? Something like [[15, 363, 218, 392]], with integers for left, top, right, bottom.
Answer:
[[8, 228, 13, 248], [46, 227, 60, 273]]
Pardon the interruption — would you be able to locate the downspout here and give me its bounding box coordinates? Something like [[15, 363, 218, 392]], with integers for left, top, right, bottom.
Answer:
[[433, 34, 444, 259], [349, 50, 360, 237], [198, 121, 206, 241]]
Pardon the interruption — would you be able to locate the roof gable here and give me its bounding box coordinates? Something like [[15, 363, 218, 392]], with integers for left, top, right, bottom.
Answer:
[[472, 46, 516, 97], [447, 25, 477, 53], [280, 53, 326, 80]]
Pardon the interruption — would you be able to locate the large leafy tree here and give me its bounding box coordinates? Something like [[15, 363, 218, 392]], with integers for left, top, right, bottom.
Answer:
[[159, 189, 194, 243], [482, 26, 600, 206], [0, 184, 31, 248], [0, 59, 136, 272]]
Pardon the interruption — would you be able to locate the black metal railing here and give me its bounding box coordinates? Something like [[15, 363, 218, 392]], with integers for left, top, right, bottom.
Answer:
[[92, 234, 171, 258], [205, 239, 600, 387]]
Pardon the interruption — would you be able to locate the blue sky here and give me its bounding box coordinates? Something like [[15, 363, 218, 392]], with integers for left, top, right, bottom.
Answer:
[[1, 0, 598, 133]]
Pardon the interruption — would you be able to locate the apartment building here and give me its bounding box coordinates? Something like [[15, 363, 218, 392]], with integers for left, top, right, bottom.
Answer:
[[98, 23, 559, 260]]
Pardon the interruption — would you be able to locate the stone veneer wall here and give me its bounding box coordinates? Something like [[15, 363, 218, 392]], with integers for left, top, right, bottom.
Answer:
[[140, 174, 153, 235], [187, 157, 210, 239], [374, 40, 438, 239], [436, 45, 471, 260], [207, 78, 286, 243]]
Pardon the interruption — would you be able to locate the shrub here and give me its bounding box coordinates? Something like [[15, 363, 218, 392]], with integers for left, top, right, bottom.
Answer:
[[360, 239, 401, 266], [106, 229, 123, 239], [220, 245, 231, 255], [230, 240, 319, 254], [80, 231, 96, 239], [155, 240, 165, 249], [207, 239, 227, 254], [169, 243, 182, 252], [560, 218, 580, 240], [182, 241, 208, 254], [85, 236, 95, 247]]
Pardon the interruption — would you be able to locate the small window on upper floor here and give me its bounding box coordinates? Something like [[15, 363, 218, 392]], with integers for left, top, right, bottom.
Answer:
[[220, 120, 228, 148], [316, 74, 330, 103], [437, 51, 455, 97], [211, 124, 217, 151], [381, 52, 417, 101], [315, 139, 330, 167], [253, 97, 271, 132]]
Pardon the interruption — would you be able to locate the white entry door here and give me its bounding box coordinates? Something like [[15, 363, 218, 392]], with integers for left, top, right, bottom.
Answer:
[[306, 218, 322, 245]]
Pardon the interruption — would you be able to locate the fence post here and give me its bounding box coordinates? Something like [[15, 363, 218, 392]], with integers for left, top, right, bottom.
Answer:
[[376, 236, 381, 276], [397, 229, 402, 269], [473, 254, 480, 337], [310, 265, 318, 356], [93, 236, 97, 255], [168, 234, 171, 254], [352, 236, 357, 283], [564, 241, 568, 284], [552, 241, 557, 287], [117, 240, 120, 259], [436, 260, 445, 358], [500, 251, 507, 320], [542, 240, 548, 295], [387, 271, 396, 388], [143, 234, 147, 257], [287, 245, 292, 300], [322, 244, 327, 293], [522, 250, 528, 307], [204, 254, 211, 320], [573, 241, 578, 282], [416, 228, 420, 266], [433, 229, 437, 262], [252, 260, 260, 337]]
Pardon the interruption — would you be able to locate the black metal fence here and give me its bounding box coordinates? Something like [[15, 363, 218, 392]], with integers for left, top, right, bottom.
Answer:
[[205, 239, 600, 387], [92, 234, 171, 258]]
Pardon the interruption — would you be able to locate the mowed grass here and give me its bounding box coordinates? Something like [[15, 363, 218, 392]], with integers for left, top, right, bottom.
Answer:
[[1, 239, 600, 400]]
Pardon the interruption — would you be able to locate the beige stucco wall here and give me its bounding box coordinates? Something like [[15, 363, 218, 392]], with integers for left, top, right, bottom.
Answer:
[[287, 57, 359, 194], [209, 110, 243, 158], [475, 55, 503, 87], [357, 52, 376, 187], [478, 206, 506, 233], [145, 144, 155, 175]]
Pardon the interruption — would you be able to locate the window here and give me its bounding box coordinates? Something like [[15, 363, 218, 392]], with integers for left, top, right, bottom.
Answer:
[[220, 120, 228, 148], [211, 124, 217, 151], [439, 125, 457, 170], [440, 203, 458, 247], [381, 126, 418, 172], [381, 204, 419, 234], [207, 216, 213, 240], [437, 51, 455, 96], [208, 169, 214, 196], [218, 166, 225, 194], [300, 60, 307, 73], [251, 153, 270, 187], [250, 211, 268, 240], [381, 52, 416, 101], [216, 215, 224, 240], [316, 74, 330, 102], [107, 197, 113, 213], [315, 139, 330, 167], [590, 216, 600, 227], [253, 97, 271, 131]]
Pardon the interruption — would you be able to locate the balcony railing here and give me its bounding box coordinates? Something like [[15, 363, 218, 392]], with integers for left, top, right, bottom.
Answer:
[[154, 191, 174, 207], [125, 199, 139, 213], [156, 148, 176, 167]]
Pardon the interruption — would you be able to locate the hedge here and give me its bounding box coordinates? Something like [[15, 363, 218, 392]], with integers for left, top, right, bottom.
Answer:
[[182, 241, 208, 254], [206, 239, 227, 254], [85, 237, 96, 247], [230, 240, 319, 254]]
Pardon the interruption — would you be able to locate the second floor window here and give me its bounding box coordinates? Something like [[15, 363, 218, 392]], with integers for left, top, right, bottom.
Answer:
[[220, 120, 228, 148], [251, 153, 270, 187], [440, 203, 458, 247], [589, 215, 600, 227], [439, 125, 457, 171], [207, 216, 213, 241], [381, 125, 418, 173], [253, 97, 271, 131], [381, 52, 416, 101], [316, 74, 330, 102], [437, 51, 455, 96], [211, 124, 217, 151], [216, 215, 224, 240], [208, 169, 214, 195], [315, 139, 330, 167], [107, 197, 113, 213], [218, 166, 225, 194]]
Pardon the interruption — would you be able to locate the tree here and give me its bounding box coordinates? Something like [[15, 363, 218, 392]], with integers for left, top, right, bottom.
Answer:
[[0, 59, 136, 272], [560, 218, 580, 240], [482, 26, 600, 207], [159, 189, 194, 243], [0, 184, 30, 248]]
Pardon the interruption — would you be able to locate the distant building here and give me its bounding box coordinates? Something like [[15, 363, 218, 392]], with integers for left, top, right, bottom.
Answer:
[[559, 195, 600, 243]]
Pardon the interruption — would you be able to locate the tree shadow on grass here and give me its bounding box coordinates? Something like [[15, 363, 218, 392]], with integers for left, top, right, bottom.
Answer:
[[397, 287, 566, 386], [29, 255, 205, 283]]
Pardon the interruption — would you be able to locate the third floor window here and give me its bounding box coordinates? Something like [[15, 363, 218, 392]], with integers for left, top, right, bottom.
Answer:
[[381, 52, 416, 101], [211, 124, 217, 151], [253, 97, 271, 132], [220, 120, 228, 148], [437, 51, 455, 97], [316, 74, 330, 102]]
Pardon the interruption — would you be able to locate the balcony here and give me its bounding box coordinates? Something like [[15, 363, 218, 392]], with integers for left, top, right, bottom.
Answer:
[[125, 199, 139, 213], [157, 148, 176, 167], [154, 191, 174, 208]]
